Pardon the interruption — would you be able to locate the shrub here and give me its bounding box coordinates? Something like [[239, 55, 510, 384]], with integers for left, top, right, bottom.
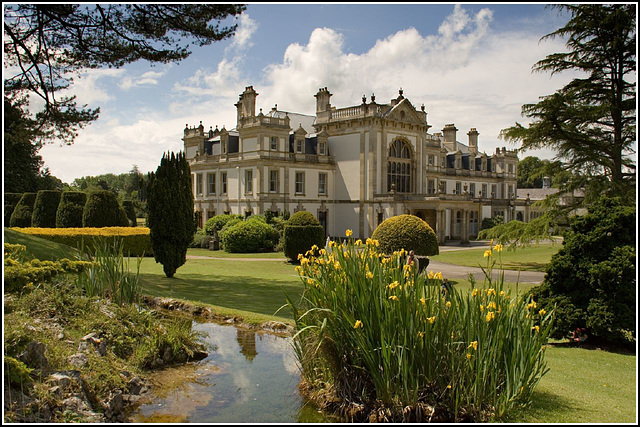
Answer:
[[221, 220, 280, 253], [218, 217, 242, 241], [288, 239, 553, 422], [531, 196, 635, 344], [83, 190, 129, 227], [56, 191, 87, 228], [481, 215, 504, 231], [283, 211, 325, 262], [31, 190, 62, 228], [372, 214, 439, 256], [204, 213, 243, 235], [147, 151, 196, 278], [122, 200, 137, 227], [189, 229, 210, 248], [9, 193, 36, 228], [4, 356, 33, 387], [4, 192, 23, 225], [11, 227, 153, 257]]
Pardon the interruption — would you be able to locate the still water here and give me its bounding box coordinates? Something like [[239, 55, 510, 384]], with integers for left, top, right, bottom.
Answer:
[[130, 321, 330, 423]]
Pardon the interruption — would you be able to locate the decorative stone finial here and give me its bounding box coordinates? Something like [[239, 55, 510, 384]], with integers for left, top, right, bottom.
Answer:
[[421, 104, 425, 112], [371, 93, 376, 103], [362, 95, 367, 104], [399, 87, 404, 97]]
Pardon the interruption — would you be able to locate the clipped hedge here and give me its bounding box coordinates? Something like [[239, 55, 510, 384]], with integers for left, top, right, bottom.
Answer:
[[283, 211, 325, 262], [4, 193, 23, 225], [11, 227, 153, 257], [372, 214, 439, 256], [204, 214, 243, 235], [56, 191, 87, 228], [9, 193, 37, 228], [222, 220, 280, 253], [83, 190, 129, 227], [31, 190, 62, 228], [122, 200, 137, 227]]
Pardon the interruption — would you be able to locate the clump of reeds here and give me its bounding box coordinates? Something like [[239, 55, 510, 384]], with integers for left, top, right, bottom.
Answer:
[[287, 235, 553, 421]]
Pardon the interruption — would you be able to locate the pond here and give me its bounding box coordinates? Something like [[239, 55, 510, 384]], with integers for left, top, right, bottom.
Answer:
[[129, 321, 331, 423]]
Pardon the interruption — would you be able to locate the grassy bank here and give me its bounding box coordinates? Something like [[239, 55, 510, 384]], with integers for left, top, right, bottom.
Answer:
[[4, 228, 80, 261], [432, 243, 561, 272]]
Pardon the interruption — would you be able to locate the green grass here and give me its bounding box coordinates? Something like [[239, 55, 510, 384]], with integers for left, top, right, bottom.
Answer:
[[136, 257, 302, 322], [4, 228, 80, 261], [432, 243, 561, 272], [506, 344, 636, 423], [187, 248, 286, 259]]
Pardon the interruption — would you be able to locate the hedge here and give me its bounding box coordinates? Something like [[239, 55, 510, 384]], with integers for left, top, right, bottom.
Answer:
[[83, 190, 129, 227], [9, 193, 37, 228], [4, 193, 23, 225], [283, 211, 325, 262], [31, 190, 62, 228], [122, 200, 137, 227], [56, 192, 87, 228], [11, 227, 153, 257], [222, 220, 280, 253], [371, 214, 439, 256], [204, 214, 243, 235]]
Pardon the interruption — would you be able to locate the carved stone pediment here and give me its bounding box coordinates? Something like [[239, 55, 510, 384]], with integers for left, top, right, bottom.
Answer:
[[384, 99, 424, 126]]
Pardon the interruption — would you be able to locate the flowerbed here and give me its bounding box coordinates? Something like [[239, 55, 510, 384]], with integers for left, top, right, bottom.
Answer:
[[288, 235, 554, 421]]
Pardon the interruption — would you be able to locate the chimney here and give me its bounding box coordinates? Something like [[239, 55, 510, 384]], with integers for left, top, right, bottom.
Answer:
[[314, 87, 332, 113], [542, 176, 551, 189], [241, 86, 258, 118], [468, 128, 479, 155], [442, 124, 458, 150]]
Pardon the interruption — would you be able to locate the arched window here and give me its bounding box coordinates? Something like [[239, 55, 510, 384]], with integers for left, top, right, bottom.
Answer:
[[387, 139, 412, 193]]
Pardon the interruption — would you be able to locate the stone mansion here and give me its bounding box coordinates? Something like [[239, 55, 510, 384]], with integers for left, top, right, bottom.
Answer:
[[184, 86, 538, 243]]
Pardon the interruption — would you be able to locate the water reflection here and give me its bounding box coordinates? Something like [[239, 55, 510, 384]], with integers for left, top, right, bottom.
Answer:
[[130, 321, 330, 423], [236, 328, 258, 362]]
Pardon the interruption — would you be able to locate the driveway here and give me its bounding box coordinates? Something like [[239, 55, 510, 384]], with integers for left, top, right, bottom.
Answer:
[[425, 259, 546, 284]]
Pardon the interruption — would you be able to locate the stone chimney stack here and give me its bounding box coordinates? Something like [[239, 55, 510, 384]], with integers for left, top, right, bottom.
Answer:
[[468, 128, 479, 155], [542, 176, 551, 189], [240, 86, 258, 118], [314, 87, 332, 113], [442, 124, 458, 151]]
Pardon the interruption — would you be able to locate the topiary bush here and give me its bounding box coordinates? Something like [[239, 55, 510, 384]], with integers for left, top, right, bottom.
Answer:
[[4, 193, 23, 225], [56, 191, 87, 228], [83, 190, 129, 227], [531, 196, 635, 344], [372, 214, 439, 256], [9, 193, 36, 228], [204, 213, 243, 235], [222, 220, 280, 253], [31, 190, 62, 228], [283, 211, 325, 262], [122, 200, 137, 227]]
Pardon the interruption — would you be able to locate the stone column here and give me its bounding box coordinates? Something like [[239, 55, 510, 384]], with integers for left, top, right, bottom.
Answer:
[[436, 209, 444, 244], [462, 210, 470, 243]]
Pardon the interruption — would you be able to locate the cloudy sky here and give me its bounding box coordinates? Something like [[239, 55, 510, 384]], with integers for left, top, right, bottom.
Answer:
[[34, 3, 587, 183]]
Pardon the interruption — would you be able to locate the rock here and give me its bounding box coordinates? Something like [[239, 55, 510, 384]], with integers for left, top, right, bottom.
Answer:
[[99, 305, 115, 319], [189, 349, 208, 361], [127, 376, 143, 395], [151, 358, 163, 369], [48, 371, 83, 390], [56, 332, 65, 340], [261, 321, 294, 334], [18, 341, 49, 370], [77, 341, 92, 353], [68, 353, 89, 368], [97, 341, 107, 357], [162, 347, 173, 364], [62, 396, 90, 413]]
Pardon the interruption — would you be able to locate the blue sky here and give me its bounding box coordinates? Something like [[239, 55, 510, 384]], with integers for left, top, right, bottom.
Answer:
[[34, 3, 588, 183]]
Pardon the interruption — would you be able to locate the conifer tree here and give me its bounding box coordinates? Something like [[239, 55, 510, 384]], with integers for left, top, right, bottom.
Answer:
[[147, 151, 195, 278]]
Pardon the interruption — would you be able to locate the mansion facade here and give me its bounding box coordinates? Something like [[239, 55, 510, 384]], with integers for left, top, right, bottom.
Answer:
[[184, 86, 537, 243]]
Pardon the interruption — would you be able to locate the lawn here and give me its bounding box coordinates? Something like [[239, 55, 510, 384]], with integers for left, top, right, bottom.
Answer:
[[187, 248, 286, 259], [432, 243, 562, 272], [4, 228, 80, 261]]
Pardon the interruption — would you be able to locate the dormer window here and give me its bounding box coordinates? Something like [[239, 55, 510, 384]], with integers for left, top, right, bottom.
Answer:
[[456, 157, 461, 169], [296, 139, 304, 153], [318, 141, 326, 155]]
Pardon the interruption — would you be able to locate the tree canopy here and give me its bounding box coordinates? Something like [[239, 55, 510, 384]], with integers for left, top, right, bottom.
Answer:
[[502, 4, 636, 202], [4, 4, 245, 145], [517, 156, 571, 189]]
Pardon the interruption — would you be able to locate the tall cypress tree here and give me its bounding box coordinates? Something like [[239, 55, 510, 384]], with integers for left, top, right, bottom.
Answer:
[[147, 151, 196, 278]]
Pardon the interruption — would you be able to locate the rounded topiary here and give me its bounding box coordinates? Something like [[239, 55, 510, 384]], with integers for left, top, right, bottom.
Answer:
[[204, 214, 243, 235], [222, 220, 280, 253], [4, 193, 23, 225], [31, 190, 62, 228], [122, 200, 137, 227], [218, 217, 243, 241], [283, 211, 325, 262], [56, 192, 87, 228], [9, 193, 37, 227], [82, 190, 129, 227], [372, 214, 439, 256]]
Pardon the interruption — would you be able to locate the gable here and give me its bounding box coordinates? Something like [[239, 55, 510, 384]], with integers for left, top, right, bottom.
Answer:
[[383, 99, 425, 126]]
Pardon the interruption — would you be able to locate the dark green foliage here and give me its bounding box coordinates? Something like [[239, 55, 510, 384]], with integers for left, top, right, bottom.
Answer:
[[204, 213, 243, 235], [480, 215, 504, 231], [56, 191, 87, 228], [517, 156, 571, 189], [147, 151, 196, 278], [82, 190, 129, 227], [189, 229, 210, 248], [531, 196, 636, 343], [4, 356, 33, 387], [283, 211, 325, 262], [9, 193, 36, 227], [372, 214, 439, 256], [4, 192, 23, 225], [31, 190, 61, 228], [122, 200, 137, 227], [222, 220, 280, 253], [219, 217, 243, 241]]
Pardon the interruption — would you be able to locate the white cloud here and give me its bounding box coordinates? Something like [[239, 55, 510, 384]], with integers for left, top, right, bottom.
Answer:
[[229, 13, 258, 50], [119, 67, 170, 90]]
